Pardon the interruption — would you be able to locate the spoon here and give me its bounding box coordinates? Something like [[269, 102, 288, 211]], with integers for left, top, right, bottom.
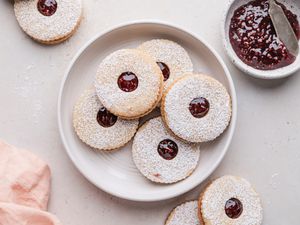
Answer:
[[269, 0, 299, 56]]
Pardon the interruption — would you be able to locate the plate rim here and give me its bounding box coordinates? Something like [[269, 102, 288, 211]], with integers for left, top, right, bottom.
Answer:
[[57, 20, 237, 202]]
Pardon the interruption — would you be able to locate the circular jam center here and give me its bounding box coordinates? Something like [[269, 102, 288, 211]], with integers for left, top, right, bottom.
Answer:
[[37, 0, 57, 16], [117, 72, 138, 92], [189, 97, 210, 118], [225, 198, 243, 219], [96, 107, 117, 128], [157, 139, 178, 160], [156, 62, 170, 81]]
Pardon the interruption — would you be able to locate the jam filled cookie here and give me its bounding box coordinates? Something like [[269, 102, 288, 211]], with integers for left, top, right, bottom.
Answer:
[[165, 201, 202, 225], [95, 49, 163, 119], [199, 176, 263, 225], [14, 0, 82, 44], [73, 87, 139, 151], [138, 39, 193, 93], [161, 74, 231, 143], [132, 117, 200, 183]]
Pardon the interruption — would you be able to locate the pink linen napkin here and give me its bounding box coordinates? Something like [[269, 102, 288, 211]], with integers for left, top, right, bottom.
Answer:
[[0, 140, 62, 225], [0, 203, 62, 225]]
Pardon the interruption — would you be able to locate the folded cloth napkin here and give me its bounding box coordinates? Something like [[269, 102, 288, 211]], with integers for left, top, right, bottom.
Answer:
[[0, 203, 62, 225], [0, 140, 62, 225]]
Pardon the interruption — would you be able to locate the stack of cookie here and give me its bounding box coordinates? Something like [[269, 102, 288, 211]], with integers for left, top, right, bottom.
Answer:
[[165, 176, 263, 225], [73, 39, 232, 184]]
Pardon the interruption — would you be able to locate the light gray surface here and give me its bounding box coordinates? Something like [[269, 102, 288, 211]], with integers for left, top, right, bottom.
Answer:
[[0, 0, 299, 224]]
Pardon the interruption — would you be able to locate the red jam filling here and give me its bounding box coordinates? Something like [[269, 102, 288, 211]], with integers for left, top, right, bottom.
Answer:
[[117, 72, 138, 92], [96, 107, 117, 128], [225, 198, 243, 219], [189, 97, 210, 118], [157, 62, 170, 81], [229, 0, 300, 70], [157, 139, 178, 160], [37, 0, 57, 16]]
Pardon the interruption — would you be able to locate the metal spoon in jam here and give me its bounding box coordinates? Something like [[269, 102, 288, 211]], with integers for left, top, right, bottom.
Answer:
[[269, 0, 299, 56]]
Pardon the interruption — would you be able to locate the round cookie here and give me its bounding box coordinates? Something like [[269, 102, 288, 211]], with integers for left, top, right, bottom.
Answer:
[[95, 49, 163, 120], [166, 201, 202, 225], [161, 73, 231, 143], [199, 176, 263, 225], [132, 117, 200, 183], [14, 0, 82, 44], [73, 87, 139, 151], [138, 39, 193, 93]]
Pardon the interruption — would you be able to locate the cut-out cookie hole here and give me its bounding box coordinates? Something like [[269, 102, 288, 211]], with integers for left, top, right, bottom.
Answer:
[[156, 62, 170, 81], [117, 72, 138, 92], [189, 97, 210, 118], [37, 0, 57, 16], [157, 139, 178, 160], [225, 197, 243, 219], [96, 107, 117, 128]]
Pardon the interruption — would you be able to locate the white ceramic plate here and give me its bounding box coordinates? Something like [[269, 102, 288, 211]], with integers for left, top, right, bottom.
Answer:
[[58, 21, 237, 202], [223, 0, 300, 79]]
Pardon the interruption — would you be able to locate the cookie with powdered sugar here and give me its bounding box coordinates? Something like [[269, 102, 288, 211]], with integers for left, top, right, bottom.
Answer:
[[138, 39, 193, 94], [95, 49, 163, 120], [73, 87, 139, 151], [14, 0, 82, 44], [132, 117, 200, 184], [199, 175, 263, 225], [161, 73, 231, 143], [165, 201, 202, 225]]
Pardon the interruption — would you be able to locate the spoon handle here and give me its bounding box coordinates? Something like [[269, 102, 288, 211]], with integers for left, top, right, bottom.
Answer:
[[269, 0, 299, 56]]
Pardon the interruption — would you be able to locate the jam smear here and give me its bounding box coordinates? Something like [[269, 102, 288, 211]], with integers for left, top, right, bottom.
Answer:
[[37, 0, 57, 16], [96, 107, 117, 128], [157, 62, 170, 81], [189, 97, 210, 118], [157, 139, 178, 160], [225, 198, 243, 219], [229, 0, 300, 70], [118, 72, 138, 92]]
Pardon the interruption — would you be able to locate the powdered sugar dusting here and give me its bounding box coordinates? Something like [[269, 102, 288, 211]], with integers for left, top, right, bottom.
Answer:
[[13, 64, 44, 125], [138, 39, 193, 93], [166, 201, 202, 225], [269, 173, 279, 190], [14, 0, 82, 42], [201, 176, 263, 225], [95, 49, 163, 119], [163, 74, 231, 142], [132, 117, 200, 183], [73, 87, 139, 150]]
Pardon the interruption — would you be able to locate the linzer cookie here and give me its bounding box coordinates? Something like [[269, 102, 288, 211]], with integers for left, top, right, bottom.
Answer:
[[138, 39, 193, 93], [73, 87, 139, 151], [95, 49, 163, 119], [165, 201, 202, 225], [132, 117, 200, 183], [14, 0, 82, 44], [161, 73, 231, 143], [199, 175, 263, 225]]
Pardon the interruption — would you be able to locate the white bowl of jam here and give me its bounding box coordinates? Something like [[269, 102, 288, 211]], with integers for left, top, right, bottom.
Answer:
[[223, 0, 300, 79]]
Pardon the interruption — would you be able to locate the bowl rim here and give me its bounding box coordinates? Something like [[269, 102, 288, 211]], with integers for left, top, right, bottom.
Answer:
[[222, 0, 300, 79], [57, 20, 237, 202]]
